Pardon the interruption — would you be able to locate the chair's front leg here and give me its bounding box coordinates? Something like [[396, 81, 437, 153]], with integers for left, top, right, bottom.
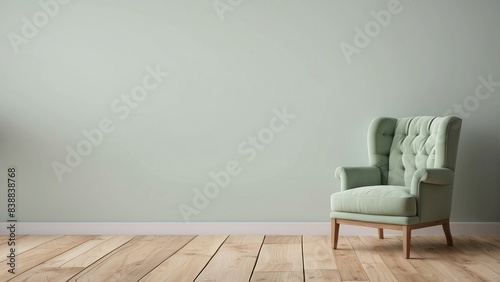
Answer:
[[331, 218, 339, 249], [403, 225, 411, 259]]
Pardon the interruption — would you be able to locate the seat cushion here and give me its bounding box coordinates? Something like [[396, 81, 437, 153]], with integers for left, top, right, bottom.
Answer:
[[331, 185, 417, 217]]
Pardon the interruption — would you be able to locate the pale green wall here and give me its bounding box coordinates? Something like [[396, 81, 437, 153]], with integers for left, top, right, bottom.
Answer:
[[0, 0, 499, 222]]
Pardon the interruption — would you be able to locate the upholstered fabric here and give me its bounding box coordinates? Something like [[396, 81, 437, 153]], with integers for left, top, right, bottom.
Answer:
[[332, 116, 462, 224], [334, 166, 381, 191], [388, 117, 448, 186], [331, 185, 416, 216], [330, 211, 419, 225]]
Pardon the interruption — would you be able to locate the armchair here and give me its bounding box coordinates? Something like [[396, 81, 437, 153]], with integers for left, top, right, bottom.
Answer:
[[331, 116, 462, 258]]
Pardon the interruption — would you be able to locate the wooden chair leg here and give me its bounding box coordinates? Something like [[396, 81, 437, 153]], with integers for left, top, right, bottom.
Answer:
[[403, 225, 411, 259], [442, 220, 453, 246], [331, 218, 339, 249], [378, 228, 384, 239]]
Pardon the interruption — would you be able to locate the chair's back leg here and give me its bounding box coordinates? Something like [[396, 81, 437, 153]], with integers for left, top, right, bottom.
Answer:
[[378, 228, 384, 239], [442, 219, 454, 246]]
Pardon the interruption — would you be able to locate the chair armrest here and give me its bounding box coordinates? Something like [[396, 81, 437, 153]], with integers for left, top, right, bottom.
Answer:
[[335, 166, 381, 191], [411, 168, 454, 188], [410, 168, 455, 222]]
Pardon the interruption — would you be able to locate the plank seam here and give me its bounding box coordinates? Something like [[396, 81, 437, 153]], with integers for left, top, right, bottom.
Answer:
[[248, 235, 266, 281], [191, 235, 230, 281]]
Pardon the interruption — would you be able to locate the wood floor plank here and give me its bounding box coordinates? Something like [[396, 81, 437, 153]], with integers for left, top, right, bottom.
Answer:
[[0, 235, 60, 260], [334, 237, 369, 281], [455, 236, 500, 274], [195, 238, 263, 281], [43, 236, 114, 267], [0, 235, 8, 245], [347, 236, 375, 263], [0, 236, 93, 281], [360, 236, 420, 282], [69, 235, 193, 281], [305, 269, 342, 282], [250, 271, 303, 281], [412, 236, 482, 281], [462, 235, 500, 260], [483, 235, 500, 244], [176, 235, 228, 256], [303, 236, 337, 270], [9, 267, 84, 282], [0, 235, 25, 246], [61, 235, 136, 268], [348, 236, 398, 282], [9, 236, 136, 282], [139, 235, 227, 282], [225, 235, 264, 244], [264, 235, 302, 244], [419, 235, 500, 281], [8, 236, 113, 281], [390, 236, 451, 281], [254, 243, 303, 272], [140, 254, 210, 282]]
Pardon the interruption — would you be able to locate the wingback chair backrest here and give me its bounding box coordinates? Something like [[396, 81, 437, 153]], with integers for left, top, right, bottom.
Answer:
[[368, 116, 462, 186]]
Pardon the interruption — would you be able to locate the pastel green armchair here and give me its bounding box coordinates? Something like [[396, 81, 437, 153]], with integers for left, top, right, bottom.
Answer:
[[331, 116, 462, 258]]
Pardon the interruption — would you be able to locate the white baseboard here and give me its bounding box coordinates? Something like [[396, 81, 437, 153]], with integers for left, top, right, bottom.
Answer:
[[1, 222, 499, 236]]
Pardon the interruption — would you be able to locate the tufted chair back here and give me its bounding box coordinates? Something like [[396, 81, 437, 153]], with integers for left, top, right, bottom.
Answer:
[[368, 116, 462, 186]]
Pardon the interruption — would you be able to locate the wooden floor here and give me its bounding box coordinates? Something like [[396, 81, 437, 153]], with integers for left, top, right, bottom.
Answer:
[[1, 235, 500, 281]]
